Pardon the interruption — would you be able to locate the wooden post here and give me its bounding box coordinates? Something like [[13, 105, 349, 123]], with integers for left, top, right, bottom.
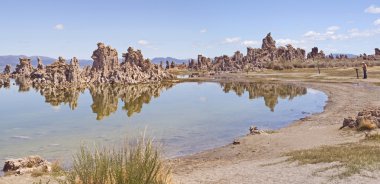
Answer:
[[355, 68, 359, 79], [317, 60, 320, 74]]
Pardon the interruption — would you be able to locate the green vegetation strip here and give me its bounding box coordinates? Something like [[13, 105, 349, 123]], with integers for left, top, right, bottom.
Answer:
[[285, 135, 380, 178]]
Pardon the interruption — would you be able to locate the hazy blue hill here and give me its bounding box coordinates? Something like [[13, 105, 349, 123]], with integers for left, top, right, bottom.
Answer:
[[330, 53, 358, 59], [151, 57, 190, 64], [0, 55, 92, 68], [0, 55, 195, 70]]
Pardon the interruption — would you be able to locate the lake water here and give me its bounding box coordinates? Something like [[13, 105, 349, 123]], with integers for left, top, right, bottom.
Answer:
[[0, 80, 327, 167]]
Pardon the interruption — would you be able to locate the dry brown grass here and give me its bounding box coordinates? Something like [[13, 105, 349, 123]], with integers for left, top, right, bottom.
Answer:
[[365, 133, 380, 142], [285, 135, 380, 178], [60, 137, 172, 184]]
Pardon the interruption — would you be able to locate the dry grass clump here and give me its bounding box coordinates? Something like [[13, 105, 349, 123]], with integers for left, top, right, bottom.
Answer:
[[285, 137, 380, 178], [264, 59, 380, 70], [365, 133, 380, 141], [31, 170, 46, 177], [62, 137, 172, 184]]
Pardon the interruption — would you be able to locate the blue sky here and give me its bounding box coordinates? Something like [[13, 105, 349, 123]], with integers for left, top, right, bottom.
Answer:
[[1, 0, 380, 59]]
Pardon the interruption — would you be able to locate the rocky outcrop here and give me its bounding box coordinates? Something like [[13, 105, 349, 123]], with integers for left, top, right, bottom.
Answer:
[[307, 47, 325, 59], [188, 55, 212, 70], [340, 107, 380, 130], [375, 48, 380, 56], [85, 43, 173, 84], [261, 32, 276, 51], [189, 33, 306, 72], [30, 56, 83, 85], [37, 57, 44, 70], [8, 43, 174, 85], [3, 155, 51, 175], [13, 58, 34, 76], [3, 64, 11, 74]]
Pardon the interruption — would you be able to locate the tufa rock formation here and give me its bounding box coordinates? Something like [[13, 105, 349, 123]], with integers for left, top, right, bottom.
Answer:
[[307, 47, 325, 59], [375, 48, 380, 56], [340, 107, 380, 130], [14, 58, 34, 76], [9, 43, 174, 85], [3, 155, 52, 175], [3, 64, 11, 75], [189, 33, 306, 72]]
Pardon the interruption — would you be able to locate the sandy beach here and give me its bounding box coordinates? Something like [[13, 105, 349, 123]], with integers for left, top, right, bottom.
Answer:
[[171, 69, 380, 184]]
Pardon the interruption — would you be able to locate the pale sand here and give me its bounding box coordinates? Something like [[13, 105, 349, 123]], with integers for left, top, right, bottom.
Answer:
[[171, 79, 380, 183]]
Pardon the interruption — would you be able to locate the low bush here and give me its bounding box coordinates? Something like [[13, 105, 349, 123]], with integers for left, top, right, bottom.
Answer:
[[62, 137, 172, 184]]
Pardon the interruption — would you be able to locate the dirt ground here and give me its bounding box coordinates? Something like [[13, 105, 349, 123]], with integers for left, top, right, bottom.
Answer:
[[2, 66, 380, 184], [172, 67, 380, 184]]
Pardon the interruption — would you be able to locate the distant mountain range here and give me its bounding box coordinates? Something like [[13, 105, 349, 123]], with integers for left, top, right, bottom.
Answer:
[[330, 53, 358, 59], [0, 55, 92, 68], [2, 54, 359, 69], [151, 57, 190, 64], [0, 55, 190, 69]]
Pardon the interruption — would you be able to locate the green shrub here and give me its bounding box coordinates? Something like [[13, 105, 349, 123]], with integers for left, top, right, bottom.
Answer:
[[63, 138, 172, 184]]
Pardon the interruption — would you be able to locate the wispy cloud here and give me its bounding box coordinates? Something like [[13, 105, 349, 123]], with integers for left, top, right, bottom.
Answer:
[[303, 26, 380, 43], [241, 40, 259, 46], [327, 26, 340, 32], [374, 19, 380, 26], [223, 37, 241, 44], [137, 40, 159, 50], [137, 40, 149, 46], [303, 26, 347, 41], [276, 39, 301, 46], [200, 29, 207, 33], [365, 5, 380, 14], [54, 24, 64, 30]]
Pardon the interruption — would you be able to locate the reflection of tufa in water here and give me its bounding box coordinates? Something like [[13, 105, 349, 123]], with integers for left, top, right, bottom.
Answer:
[[89, 83, 175, 120], [3, 81, 307, 120], [220, 82, 307, 112], [11, 78, 175, 120]]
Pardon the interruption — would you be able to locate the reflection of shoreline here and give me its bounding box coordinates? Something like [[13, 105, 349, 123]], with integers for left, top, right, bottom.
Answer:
[[9, 78, 176, 120], [3, 79, 307, 120], [220, 82, 307, 111]]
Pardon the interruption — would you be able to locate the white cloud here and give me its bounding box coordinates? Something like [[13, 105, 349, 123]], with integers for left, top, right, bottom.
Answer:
[[137, 40, 149, 45], [54, 24, 64, 30], [303, 26, 347, 41], [347, 28, 380, 38], [200, 29, 207, 33], [365, 5, 380, 14], [374, 19, 380, 26], [327, 26, 340, 32], [276, 39, 300, 46], [223, 37, 241, 44], [303, 31, 321, 38], [241, 40, 259, 46]]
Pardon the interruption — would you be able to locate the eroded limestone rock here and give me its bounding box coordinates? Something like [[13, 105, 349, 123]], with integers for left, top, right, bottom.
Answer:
[[375, 48, 380, 56], [189, 33, 305, 72], [3, 155, 51, 175], [8, 43, 174, 85], [3, 64, 11, 75], [13, 58, 34, 76], [341, 107, 380, 130], [307, 47, 325, 59]]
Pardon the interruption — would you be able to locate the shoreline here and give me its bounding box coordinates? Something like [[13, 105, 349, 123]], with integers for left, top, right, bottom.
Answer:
[[171, 73, 380, 184], [1, 69, 380, 183]]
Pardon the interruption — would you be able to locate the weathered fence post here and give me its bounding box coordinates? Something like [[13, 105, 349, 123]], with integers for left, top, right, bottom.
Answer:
[[355, 68, 359, 79]]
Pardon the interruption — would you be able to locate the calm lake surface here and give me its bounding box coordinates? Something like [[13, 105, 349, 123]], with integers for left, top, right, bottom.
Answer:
[[0, 80, 327, 166]]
